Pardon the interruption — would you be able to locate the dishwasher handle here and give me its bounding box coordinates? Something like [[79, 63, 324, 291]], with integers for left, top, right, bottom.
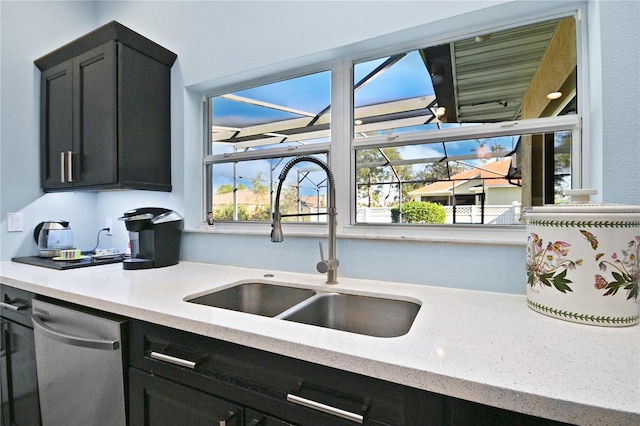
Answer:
[[31, 313, 120, 351]]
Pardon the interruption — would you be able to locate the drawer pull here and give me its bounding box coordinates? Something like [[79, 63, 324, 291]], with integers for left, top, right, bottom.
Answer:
[[286, 394, 364, 423], [0, 301, 27, 311], [219, 410, 237, 426], [149, 351, 196, 369]]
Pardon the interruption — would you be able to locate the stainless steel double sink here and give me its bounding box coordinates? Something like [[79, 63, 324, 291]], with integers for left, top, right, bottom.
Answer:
[[185, 281, 420, 338]]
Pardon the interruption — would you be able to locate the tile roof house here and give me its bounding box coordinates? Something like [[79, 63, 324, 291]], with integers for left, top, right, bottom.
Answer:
[[408, 158, 521, 206]]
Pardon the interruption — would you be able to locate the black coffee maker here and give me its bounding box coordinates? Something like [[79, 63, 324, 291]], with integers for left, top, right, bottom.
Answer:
[[119, 207, 183, 270]]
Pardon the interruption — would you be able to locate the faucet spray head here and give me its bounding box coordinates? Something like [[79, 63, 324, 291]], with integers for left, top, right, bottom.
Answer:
[[271, 212, 283, 242]]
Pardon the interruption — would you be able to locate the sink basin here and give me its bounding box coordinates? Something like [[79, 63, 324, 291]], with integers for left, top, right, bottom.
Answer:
[[281, 293, 420, 338], [186, 282, 420, 337], [186, 282, 316, 317]]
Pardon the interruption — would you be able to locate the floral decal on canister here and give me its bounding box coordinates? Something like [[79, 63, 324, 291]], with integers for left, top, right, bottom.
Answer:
[[581, 231, 640, 301], [526, 233, 583, 293]]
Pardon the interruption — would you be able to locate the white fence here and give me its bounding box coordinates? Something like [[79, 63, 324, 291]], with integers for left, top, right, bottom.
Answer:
[[357, 207, 394, 223], [357, 203, 522, 225]]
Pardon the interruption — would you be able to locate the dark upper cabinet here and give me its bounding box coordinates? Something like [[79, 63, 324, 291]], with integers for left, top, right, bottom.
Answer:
[[35, 21, 177, 192]]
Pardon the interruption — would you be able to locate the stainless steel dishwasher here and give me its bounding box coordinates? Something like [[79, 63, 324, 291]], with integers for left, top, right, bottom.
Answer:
[[31, 299, 127, 426]]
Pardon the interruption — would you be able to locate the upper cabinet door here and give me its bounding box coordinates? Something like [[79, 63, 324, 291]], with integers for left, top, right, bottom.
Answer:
[[40, 61, 73, 190], [73, 42, 118, 188]]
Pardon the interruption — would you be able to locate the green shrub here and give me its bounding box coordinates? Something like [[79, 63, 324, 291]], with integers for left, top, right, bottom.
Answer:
[[391, 207, 401, 223], [391, 201, 446, 224], [213, 204, 249, 220]]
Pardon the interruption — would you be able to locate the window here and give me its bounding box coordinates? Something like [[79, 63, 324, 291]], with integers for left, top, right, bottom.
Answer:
[[208, 153, 329, 222], [204, 14, 581, 232], [355, 127, 574, 225], [205, 71, 331, 223], [353, 17, 578, 225]]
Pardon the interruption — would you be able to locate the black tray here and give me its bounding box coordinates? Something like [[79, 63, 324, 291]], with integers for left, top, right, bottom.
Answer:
[[12, 254, 124, 270]]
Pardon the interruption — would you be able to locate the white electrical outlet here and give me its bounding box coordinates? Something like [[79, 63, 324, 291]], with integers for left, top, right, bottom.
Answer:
[[106, 218, 113, 235]]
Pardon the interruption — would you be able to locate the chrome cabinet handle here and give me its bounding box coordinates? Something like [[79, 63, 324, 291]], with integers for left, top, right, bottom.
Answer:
[[66, 151, 74, 182], [60, 152, 66, 182], [31, 314, 119, 350], [149, 351, 196, 369], [286, 394, 364, 423], [59, 151, 74, 183], [0, 301, 27, 311]]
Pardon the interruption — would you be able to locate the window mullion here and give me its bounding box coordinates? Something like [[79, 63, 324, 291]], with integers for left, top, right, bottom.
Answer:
[[204, 143, 331, 165], [331, 59, 353, 230]]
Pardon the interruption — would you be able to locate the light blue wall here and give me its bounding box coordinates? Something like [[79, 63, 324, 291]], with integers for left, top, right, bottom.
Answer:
[[2, 1, 638, 295], [598, 1, 640, 203], [0, 1, 101, 254], [181, 232, 520, 293]]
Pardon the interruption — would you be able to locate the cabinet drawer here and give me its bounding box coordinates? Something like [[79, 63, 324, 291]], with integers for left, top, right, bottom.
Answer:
[[245, 408, 296, 426], [130, 321, 445, 425], [130, 368, 243, 426], [130, 320, 299, 396], [0, 285, 35, 327]]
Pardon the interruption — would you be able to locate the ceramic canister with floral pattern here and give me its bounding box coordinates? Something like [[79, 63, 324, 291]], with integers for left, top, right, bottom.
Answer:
[[525, 189, 640, 327]]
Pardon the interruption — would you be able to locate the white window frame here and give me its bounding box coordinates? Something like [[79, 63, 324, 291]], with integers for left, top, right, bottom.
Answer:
[[201, 7, 588, 246]]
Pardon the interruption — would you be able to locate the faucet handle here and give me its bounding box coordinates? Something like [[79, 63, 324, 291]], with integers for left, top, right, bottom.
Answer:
[[316, 242, 339, 274], [318, 241, 326, 262]]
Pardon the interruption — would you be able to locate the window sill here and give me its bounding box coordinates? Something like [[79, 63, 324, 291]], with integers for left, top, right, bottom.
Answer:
[[341, 223, 526, 245], [186, 222, 527, 246]]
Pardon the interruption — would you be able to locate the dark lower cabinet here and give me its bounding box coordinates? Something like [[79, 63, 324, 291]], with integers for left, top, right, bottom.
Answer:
[[129, 368, 242, 425], [129, 321, 442, 425], [446, 398, 572, 426], [128, 321, 574, 426], [245, 409, 296, 426], [0, 285, 40, 426]]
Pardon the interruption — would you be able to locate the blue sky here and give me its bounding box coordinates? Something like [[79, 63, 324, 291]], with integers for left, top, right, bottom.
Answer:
[[213, 50, 434, 129], [354, 51, 434, 107]]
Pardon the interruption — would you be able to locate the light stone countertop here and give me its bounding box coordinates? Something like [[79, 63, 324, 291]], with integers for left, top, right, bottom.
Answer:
[[1, 260, 638, 425]]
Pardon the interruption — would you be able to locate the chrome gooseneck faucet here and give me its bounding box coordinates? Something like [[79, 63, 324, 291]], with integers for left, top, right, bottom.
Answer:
[[271, 156, 339, 284]]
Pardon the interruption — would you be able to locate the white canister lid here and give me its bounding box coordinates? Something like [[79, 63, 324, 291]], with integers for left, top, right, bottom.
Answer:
[[526, 189, 640, 215]]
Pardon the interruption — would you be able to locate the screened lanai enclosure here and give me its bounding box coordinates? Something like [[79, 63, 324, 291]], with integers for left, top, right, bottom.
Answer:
[[205, 16, 577, 225]]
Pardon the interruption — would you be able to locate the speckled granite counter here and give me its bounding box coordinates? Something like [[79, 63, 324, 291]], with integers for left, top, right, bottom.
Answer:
[[1, 260, 638, 425]]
